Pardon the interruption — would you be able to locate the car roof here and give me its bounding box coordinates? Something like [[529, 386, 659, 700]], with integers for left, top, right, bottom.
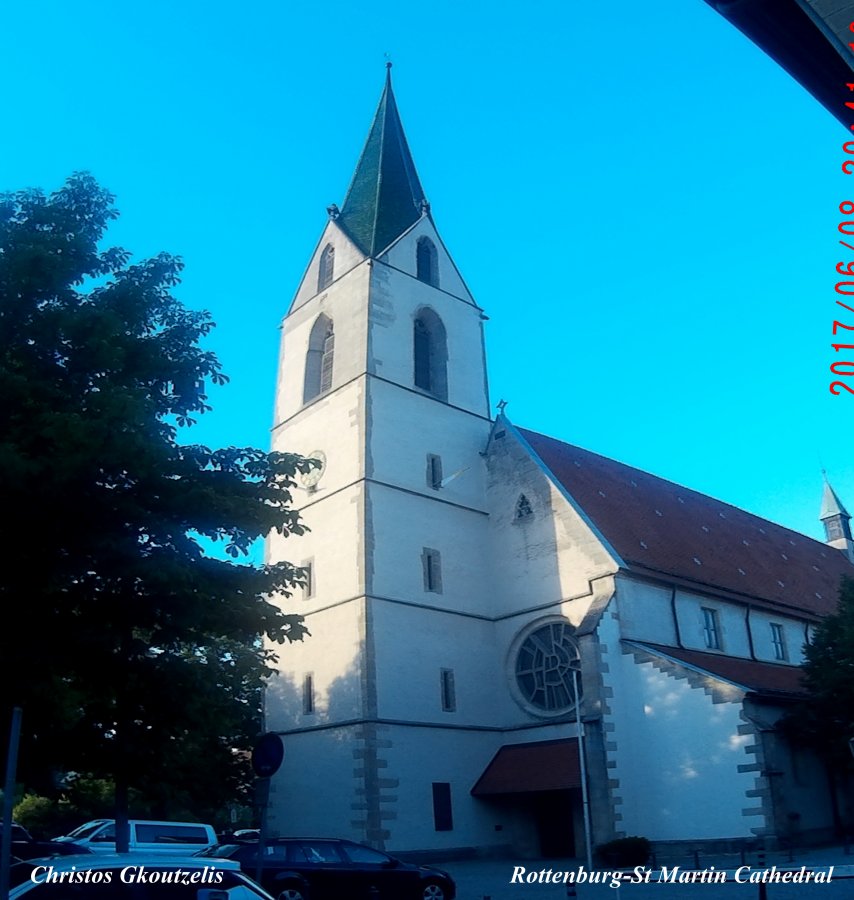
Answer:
[[223, 837, 358, 843], [16, 854, 241, 869]]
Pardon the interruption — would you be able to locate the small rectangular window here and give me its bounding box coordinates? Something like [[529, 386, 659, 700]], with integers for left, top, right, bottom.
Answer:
[[702, 607, 721, 650], [423, 548, 443, 594], [301, 560, 314, 599], [432, 782, 453, 831], [770, 623, 787, 661], [303, 674, 314, 715], [427, 454, 443, 490], [440, 668, 456, 712]]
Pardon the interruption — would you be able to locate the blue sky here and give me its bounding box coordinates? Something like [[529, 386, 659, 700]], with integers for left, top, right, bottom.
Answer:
[[2, 0, 850, 544]]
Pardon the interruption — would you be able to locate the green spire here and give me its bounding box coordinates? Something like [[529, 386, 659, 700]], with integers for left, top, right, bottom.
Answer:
[[338, 65, 427, 256], [820, 475, 850, 521]]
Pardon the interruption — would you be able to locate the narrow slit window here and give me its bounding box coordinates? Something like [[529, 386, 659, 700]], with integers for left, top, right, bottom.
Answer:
[[440, 668, 456, 712], [427, 454, 443, 490], [423, 548, 443, 594], [303, 674, 315, 715], [770, 623, 787, 661], [702, 607, 722, 650], [432, 782, 453, 831], [301, 561, 314, 599]]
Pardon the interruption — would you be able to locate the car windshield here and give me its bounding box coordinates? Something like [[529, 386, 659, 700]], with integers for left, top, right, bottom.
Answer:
[[196, 843, 240, 857], [64, 820, 108, 840]]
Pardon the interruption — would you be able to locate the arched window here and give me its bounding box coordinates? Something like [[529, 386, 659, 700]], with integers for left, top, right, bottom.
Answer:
[[303, 314, 334, 403], [514, 494, 533, 521], [416, 237, 439, 287], [413, 307, 448, 401], [318, 244, 335, 292]]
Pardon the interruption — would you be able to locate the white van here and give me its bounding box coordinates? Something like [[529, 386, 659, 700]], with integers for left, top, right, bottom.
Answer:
[[55, 819, 217, 855]]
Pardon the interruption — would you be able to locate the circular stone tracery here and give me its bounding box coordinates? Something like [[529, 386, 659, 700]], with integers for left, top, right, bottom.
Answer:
[[514, 620, 581, 714]]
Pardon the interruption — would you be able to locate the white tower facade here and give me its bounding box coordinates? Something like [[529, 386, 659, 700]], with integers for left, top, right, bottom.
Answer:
[[265, 70, 511, 852]]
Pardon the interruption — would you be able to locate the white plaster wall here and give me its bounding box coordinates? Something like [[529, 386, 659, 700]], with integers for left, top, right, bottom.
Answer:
[[274, 260, 370, 425], [288, 220, 367, 315], [267, 483, 363, 605], [485, 429, 619, 619], [378, 727, 517, 853], [379, 217, 475, 305], [368, 264, 489, 417], [265, 600, 365, 729], [616, 578, 677, 645], [368, 482, 493, 617], [599, 609, 764, 840], [675, 590, 752, 657], [270, 380, 364, 512], [267, 726, 364, 840], [372, 600, 510, 726], [367, 377, 489, 513]]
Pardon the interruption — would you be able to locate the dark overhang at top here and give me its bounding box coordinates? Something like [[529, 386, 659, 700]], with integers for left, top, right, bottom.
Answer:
[[703, 0, 854, 129], [337, 65, 427, 257]]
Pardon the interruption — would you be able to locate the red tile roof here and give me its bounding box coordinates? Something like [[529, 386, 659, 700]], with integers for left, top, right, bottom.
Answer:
[[633, 642, 808, 697], [519, 427, 852, 618], [471, 739, 581, 796]]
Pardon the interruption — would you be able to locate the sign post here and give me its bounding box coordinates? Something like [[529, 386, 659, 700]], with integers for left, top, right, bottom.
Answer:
[[251, 733, 284, 889]]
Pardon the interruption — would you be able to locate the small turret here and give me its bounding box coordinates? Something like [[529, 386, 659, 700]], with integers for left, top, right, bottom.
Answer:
[[820, 474, 854, 562]]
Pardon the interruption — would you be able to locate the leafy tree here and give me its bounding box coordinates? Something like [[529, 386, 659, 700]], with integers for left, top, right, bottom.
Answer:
[[781, 575, 854, 768], [778, 575, 854, 835], [0, 173, 311, 831]]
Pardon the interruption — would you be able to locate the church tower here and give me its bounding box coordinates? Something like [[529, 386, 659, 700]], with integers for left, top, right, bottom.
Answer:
[[265, 68, 496, 851], [820, 475, 854, 562]]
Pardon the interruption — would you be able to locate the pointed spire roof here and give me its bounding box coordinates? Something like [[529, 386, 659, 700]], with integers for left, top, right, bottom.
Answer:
[[337, 65, 427, 256], [820, 475, 850, 521]]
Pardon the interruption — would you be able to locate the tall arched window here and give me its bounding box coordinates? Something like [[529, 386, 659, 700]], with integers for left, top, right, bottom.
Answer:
[[304, 313, 334, 403], [318, 244, 335, 292], [416, 237, 439, 287], [413, 307, 448, 401]]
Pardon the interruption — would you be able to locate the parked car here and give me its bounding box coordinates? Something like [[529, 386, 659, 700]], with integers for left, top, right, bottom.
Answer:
[[8, 853, 276, 898], [53, 819, 218, 855], [1, 823, 91, 861], [232, 829, 261, 840], [196, 838, 455, 900]]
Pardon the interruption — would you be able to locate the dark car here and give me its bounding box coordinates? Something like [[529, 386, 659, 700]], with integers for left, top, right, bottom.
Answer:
[[197, 838, 455, 900], [2, 823, 92, 862]]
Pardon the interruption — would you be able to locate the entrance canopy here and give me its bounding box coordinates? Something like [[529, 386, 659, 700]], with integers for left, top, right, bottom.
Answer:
[[471, 738, 581, 796]]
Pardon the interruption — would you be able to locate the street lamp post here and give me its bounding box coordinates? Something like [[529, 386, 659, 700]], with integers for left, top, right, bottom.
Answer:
[[572, 666, 593, 871]]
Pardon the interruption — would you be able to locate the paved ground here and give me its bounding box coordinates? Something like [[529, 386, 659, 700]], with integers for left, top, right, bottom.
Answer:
[[433, 844, 854, 900]]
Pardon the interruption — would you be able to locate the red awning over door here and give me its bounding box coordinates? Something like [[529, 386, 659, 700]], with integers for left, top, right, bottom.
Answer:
[[471, 738, 581, 796]]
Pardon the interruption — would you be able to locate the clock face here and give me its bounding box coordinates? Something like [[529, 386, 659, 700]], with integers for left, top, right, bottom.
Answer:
[[301, 449, 326, 488]]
